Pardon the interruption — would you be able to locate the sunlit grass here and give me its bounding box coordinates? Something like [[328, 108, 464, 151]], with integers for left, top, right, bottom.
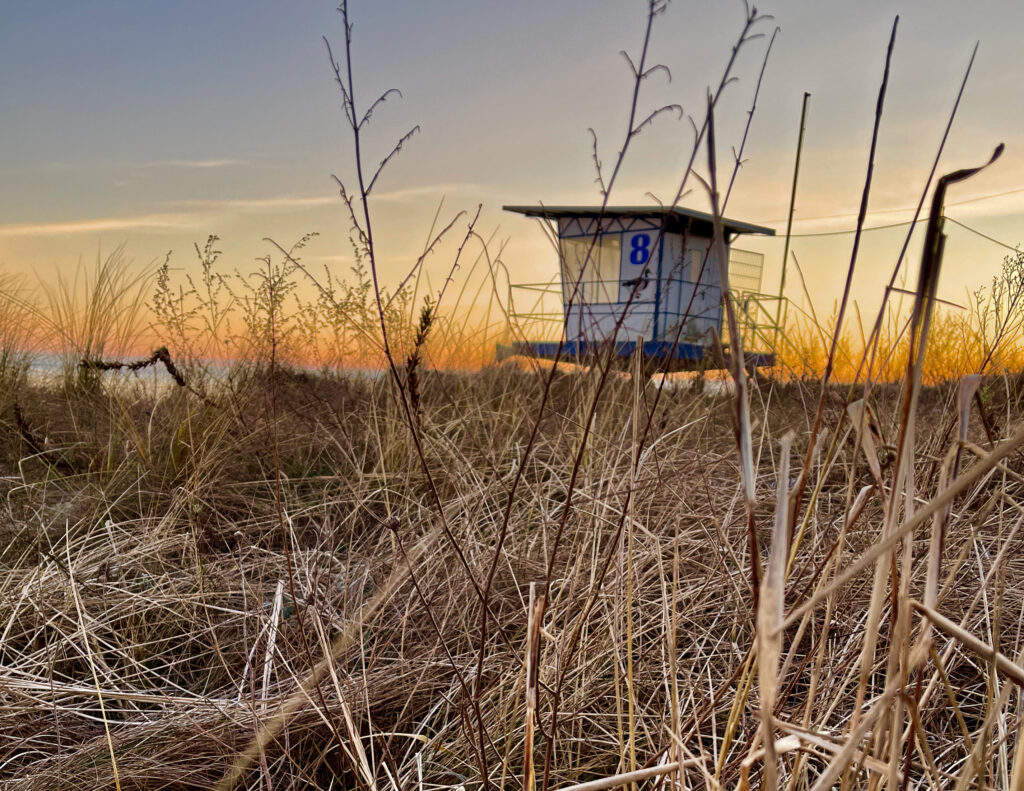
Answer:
[[7, 242, 1024, 385], [777, 248, 1024, 384]]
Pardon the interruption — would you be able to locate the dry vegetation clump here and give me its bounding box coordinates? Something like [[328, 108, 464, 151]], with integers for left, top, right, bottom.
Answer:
[[777, 248, 1024, 385]]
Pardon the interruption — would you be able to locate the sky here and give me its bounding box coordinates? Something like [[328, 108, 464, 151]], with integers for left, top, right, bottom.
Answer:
[[2, 0, 1023, 333]]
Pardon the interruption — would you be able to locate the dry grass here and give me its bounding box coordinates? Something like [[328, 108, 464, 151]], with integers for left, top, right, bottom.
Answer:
[[1, 354, 1023, 790], [776, 261, 1024, 385]]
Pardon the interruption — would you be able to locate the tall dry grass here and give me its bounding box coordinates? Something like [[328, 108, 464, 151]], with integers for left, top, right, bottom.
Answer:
[[38, 246, 154, 392], [777, 248, 1024, 384]]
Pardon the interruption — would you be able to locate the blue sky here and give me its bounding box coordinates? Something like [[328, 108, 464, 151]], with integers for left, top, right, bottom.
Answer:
[[2, 0, 1023, 319]]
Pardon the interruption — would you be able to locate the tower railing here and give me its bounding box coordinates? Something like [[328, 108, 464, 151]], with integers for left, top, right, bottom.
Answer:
[[726, 291, 789, 358]]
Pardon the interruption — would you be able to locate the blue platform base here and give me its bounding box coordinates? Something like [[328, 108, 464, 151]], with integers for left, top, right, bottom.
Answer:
[[497, 341, 775, 369]]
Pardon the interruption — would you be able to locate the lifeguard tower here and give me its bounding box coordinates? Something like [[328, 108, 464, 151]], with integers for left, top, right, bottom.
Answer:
[[501, 205, 777, 367]]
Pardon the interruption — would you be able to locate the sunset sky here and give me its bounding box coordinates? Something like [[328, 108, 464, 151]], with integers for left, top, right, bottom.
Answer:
[[3, 0, 1023, 328]]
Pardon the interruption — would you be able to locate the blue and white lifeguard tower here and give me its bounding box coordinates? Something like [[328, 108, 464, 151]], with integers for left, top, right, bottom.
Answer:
[[501, 205, 777, 367]]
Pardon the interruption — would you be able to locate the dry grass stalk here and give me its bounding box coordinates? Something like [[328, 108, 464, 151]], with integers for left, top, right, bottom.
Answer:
[[524, 582, 544, 791], [756, 431, 794, 791], [912, 601, 1024, 689], [65, 529, 123, 791], [551, 759, 703, 791]]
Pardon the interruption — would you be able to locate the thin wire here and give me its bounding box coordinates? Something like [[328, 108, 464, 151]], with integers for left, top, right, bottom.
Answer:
[[785, 219, 918, 238], [945, 216, 1021, 253], [757, 184, 1024, 225], [949, 185, 1024, 207], [760, 215, 1020, 248]]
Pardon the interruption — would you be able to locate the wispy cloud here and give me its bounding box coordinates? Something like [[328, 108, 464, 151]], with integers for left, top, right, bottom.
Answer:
[[41, 158, 250, 172], [172, 184, 482, 211], [141, 158, 249, 169], [372, 182, 480, 203], [0, 212, 206, 238], [0, 193, 335, 239], [0, 183, 488, 240], [169, 194, 335, 212]]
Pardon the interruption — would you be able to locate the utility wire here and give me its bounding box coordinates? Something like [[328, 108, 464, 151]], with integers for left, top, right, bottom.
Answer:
[[757, 184, 1024, 225], [764, 214, 1020, 249], [786, 219, 917, 238], [945, 217, 1021, 253]]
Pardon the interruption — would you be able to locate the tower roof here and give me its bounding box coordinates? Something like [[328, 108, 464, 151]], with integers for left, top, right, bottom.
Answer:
[[503, 204, 775, 238]]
